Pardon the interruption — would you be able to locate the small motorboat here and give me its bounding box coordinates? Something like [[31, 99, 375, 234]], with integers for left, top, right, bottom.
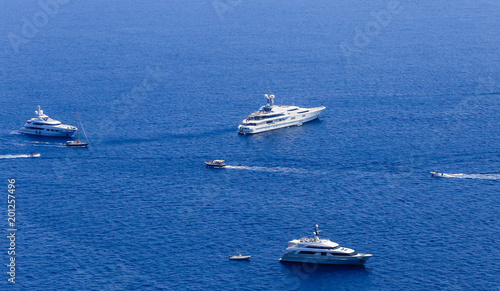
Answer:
[[29, 152, 41, 158], [205, 160, 226, 168], [431, 171, 444, 177], [229, 253, 251, 261]]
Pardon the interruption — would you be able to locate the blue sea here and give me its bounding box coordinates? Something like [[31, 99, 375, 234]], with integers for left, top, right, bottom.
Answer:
[[1, 0, 499, 290]]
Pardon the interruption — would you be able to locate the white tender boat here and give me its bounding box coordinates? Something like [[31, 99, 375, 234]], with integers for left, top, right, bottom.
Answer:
[[280, 225, 372, 266], [205, 160, 226, 168], [238, 94, 325, 135], [29, 152, 41, 158], [19, 106, 77, 137], [430, 171, 444, 177], [229, 253, 251, 261]]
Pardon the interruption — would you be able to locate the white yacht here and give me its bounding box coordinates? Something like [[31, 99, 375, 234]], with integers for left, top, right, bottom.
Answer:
[[280, 225, 372, 266], [19, 106, 77, 137], [238, 94, 325, 135]]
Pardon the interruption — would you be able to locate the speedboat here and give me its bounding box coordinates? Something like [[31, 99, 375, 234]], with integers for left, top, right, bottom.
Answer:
[[238, 93, 325, 135], [431, 171, 444, 177], [19, 106, 77, 137], [279, 225, 372, 266], [205, 160, 226, 168], [29, 152, 41, 158], [229, 253, 251, 261]]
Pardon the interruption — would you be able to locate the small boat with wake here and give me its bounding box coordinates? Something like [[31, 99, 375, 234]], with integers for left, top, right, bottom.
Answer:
[[29, 152, 41, 158], [430, 171, 444, 177], [205, 160, 226, 168], [229, 253, 251, 261]]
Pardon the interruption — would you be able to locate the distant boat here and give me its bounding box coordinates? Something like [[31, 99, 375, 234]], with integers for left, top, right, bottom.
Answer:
[[66, 110, 89, 148], [29, 152, 41, 158], [430, 171, 444, 177], [205, 160, 226, 168], [229, 253, 251, 261]]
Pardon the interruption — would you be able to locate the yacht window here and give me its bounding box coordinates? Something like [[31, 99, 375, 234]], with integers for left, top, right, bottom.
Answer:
[[331, 252, 357, 256], [302, 115, 305, 117], [298, 251, 317, 255], [288, 108, 298, 111], [298, 110, 309, 113], [266, 121, 273, 124], [291, 117, 295, 120], [305, 246, 332, 249]]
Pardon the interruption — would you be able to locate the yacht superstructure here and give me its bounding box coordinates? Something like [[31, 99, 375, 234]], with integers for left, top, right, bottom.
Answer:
[[238, 94, 325, 135], [280, 225, 372, 266], [19, 106, 77, 137]]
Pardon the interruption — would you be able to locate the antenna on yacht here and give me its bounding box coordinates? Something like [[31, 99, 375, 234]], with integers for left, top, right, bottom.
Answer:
[[264, 93, 275, 107], [314, 224, 322, 240], [36, 105, 43, 116]]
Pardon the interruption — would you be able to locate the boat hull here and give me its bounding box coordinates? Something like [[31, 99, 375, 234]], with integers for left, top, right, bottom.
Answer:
[[206, 165, 226, 169], [66, 142, 89, 147], [238, 106, 325, 135], [229, 256, 251, 260], [19, 127, 76, 137], [280, 253, 371, 266], [430, 172, 444, 177]]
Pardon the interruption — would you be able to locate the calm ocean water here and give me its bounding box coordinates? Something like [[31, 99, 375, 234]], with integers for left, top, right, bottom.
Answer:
[[1, 0, 499, 290]]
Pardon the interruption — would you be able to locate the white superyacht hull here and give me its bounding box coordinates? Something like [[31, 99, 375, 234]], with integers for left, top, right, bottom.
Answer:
[[280, 253, 371, 266], [19, 127, 76, 137], [238, 106, 325, 135]]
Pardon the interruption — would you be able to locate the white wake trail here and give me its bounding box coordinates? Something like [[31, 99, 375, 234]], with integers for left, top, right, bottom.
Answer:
[[439, 173, 500, 180], [225, 165, 309, 174], [0, 154, 32, 159]]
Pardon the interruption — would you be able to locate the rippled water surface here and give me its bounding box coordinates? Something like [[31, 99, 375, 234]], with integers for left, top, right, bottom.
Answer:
[[0, 0, 499, 290]]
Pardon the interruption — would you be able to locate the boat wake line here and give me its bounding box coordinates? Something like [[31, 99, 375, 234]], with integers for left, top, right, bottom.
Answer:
[[225, 165, 311, 174], [0, 154, 33, 159], [436, 173, 500, 180]]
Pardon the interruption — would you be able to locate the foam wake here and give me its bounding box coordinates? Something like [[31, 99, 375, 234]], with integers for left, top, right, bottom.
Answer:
[[438, 173, 500, 180], [0, 154, 32, 159], [225, 165, 309, 174]]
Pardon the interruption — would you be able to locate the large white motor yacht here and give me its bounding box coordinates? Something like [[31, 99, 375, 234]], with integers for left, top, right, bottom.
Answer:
[[280, 225, 372, 266], [238, 94, 325, 135], [19, 106, 77, 137]]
